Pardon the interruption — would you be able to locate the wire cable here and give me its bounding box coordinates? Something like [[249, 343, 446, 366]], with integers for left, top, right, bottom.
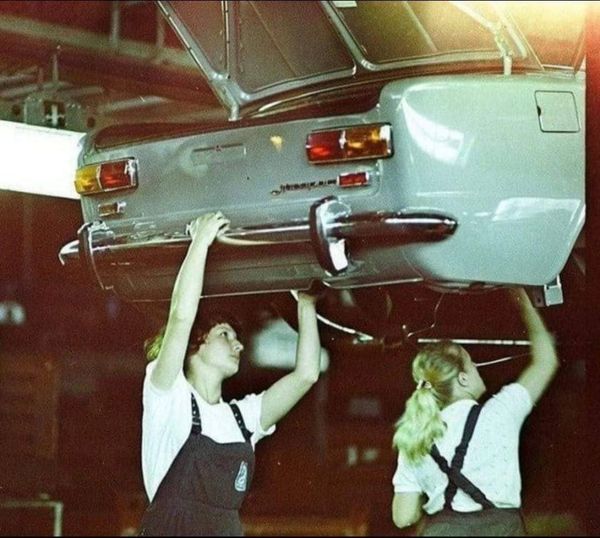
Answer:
[[474, 352, 529, 368], [289, 290, 375, 342], [403, 292, 446, 341]]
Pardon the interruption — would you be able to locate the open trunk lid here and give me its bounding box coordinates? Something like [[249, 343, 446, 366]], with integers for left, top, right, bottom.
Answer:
[[157, 0, 585, 120]]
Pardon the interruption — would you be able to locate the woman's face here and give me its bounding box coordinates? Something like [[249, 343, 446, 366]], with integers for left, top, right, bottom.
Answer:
[[197, 323, 244, 377]]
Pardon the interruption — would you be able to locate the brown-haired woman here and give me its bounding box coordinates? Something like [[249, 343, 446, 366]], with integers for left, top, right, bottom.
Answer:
[[139, 212, 322, 536], [391, 288, 558, 536]]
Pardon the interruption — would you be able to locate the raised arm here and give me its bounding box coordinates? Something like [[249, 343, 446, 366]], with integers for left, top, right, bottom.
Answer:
[[260, 292, 321, 431], [512, 287, 559, 405], [150, 212, 229, 390]]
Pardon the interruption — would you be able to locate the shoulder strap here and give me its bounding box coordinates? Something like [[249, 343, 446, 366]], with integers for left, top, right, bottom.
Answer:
[[190, 393, 202, 435], [430, 405, 495, 510], [229, 402, 253, 443], [445, 404, 484, 506]]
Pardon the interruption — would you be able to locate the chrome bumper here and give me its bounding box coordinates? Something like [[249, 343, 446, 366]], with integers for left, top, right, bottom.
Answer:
[[59, 196, 457, 291]]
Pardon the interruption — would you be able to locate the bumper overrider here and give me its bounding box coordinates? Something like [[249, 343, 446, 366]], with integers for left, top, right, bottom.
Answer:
[[59, 196, 457, 297]]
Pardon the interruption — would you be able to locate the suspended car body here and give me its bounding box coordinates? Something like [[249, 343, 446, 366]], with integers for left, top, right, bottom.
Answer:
[[60, 1, 585, 309]]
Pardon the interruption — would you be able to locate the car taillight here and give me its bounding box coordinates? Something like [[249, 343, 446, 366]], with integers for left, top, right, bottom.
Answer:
[[75, 158, 138, 195], [306, 124, 392, 164], [338, 171, 370, 188]]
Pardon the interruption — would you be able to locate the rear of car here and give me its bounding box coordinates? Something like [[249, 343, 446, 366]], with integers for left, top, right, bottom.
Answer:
[[60, 1, 585, 305]]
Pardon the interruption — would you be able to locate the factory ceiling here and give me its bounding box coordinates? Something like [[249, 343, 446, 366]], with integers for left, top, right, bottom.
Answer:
[[0, 1, 226, 133]]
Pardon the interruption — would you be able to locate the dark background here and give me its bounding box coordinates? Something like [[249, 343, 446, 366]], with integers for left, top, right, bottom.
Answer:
[[0, 1, 598, 536], [0, 188, 593, 536]]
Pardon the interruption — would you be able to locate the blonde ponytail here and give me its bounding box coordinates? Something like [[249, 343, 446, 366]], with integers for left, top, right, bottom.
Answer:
[[393, 341, 468, 463]]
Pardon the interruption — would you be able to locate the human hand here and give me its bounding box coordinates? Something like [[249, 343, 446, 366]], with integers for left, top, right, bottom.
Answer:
[[297, 291, 318, 306], [187, 212, 229, 247], [296, 280, 329, 305]]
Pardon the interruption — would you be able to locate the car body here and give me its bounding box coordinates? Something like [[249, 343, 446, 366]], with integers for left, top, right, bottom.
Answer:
[[60, 1, 585, 320]]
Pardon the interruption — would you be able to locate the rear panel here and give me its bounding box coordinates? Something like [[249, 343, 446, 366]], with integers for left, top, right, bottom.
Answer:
[[75, 72, 584, 300], [78, 109, 421, 299], [378, 74, 584, 287]]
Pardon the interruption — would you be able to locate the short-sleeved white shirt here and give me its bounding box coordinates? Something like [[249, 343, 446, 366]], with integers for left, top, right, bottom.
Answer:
[[142, 361, 276, 502], [392, 383, 532, 514]]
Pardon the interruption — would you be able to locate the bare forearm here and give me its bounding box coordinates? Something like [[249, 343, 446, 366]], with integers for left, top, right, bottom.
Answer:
[[168, 212, 228, 323], [169, 238, 210, 322], [151, 240, 211, 388], [259, 294, 321, 430], [294, 298, 321, 383], [513, 288, 559, 403], [519, 297, 558, 368], [151, 212, 228, 389]]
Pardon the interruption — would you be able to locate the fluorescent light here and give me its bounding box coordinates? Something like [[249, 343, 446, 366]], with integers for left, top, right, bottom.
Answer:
[[0, 301, 26, 326], [0, 120, 84, 199], [248, 318, 330, 371]]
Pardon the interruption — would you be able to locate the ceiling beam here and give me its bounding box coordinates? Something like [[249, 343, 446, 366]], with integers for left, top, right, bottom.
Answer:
[[0, 30, 218, 106], [0, 13, 195, 70]]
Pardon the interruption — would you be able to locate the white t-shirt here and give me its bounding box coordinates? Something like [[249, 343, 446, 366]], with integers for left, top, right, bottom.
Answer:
[[392, 383, 532, 514], [142, 361, 276, 502]]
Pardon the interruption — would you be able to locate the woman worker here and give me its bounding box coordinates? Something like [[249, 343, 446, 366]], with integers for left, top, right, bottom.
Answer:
[[139, 212, 322, 536], [391, 288, 558, 536]]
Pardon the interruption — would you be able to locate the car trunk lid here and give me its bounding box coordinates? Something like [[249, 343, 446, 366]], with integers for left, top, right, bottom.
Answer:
[[156, 0, 584, 120]]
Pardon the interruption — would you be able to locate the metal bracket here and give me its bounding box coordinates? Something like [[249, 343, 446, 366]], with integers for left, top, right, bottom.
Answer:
[[309, 196, 352, 276], [528, 275, 564, 307], [0, 498, 63, 536]]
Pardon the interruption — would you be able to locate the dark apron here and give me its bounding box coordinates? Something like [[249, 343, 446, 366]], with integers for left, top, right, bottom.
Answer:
[[423, 405, 526, 536], [422, 508, 525, 536], [140, 394, 255, 536]]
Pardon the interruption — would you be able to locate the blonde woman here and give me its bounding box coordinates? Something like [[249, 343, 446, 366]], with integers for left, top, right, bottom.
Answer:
[[391, 288, 558, 536], [139, 212, 322, 536]]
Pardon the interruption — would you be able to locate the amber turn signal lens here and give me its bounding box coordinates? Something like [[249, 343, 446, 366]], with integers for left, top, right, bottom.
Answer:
[[75, 158, 138, 195], [74, 165, 101, 194]]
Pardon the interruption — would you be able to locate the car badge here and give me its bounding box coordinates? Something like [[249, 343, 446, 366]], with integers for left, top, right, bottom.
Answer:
[[271, 178, 337, 196]]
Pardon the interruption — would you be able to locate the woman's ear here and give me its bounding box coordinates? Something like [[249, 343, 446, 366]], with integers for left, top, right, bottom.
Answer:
[[195, 341, 206, 357]]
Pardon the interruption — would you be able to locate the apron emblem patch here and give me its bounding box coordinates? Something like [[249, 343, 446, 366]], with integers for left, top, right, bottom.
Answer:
[[234, 461, 248, 492]]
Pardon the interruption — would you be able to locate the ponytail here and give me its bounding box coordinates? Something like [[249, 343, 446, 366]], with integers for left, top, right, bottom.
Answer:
[[393, 341, 468, 463]]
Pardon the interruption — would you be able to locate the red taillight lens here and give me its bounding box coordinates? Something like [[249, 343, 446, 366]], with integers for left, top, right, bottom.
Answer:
[[75, 158, 138, 195], [306, 124, 392, 164], [337, 171, 370, 188], [99, 160, 136, 190], [306, 130, 345, 162]]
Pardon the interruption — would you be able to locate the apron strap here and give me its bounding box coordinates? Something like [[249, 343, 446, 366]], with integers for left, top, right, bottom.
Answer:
[[191, 393, 202, 435], [229, 403, 252, 443], [430, 404, 495, 510], [190, 393, 252, 442], [446, 404, 484, 507]]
